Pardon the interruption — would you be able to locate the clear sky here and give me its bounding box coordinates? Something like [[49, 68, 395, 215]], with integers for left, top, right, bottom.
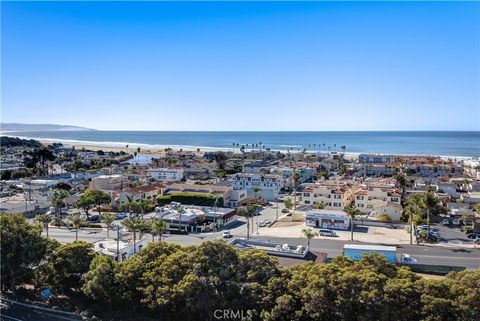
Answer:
[[2, 1, 479, 131]]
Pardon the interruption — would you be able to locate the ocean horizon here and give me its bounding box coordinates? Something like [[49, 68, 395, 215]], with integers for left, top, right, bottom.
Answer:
[[2, 130, 479, 158]]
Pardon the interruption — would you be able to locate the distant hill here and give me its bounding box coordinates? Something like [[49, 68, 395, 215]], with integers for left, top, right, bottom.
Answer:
[[0, 123, 96, 132]]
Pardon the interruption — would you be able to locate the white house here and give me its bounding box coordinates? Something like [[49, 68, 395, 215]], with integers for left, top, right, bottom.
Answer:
[[93, 238, 146, 262], [301, 182, 354, 210], [148, 168, 184, 182]]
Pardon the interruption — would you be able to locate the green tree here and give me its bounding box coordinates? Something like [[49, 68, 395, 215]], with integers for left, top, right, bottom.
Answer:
[[284, 197, 293, 210], [100, 213, 116, 238], [1, 214, 54, 292], [301, 228, 318, 248], [47, 241, 96, 292], [122, 216, 144, 253], [313, 201, 326, 209], [344, 205, 359, 241], [82, 255, 117, 302]]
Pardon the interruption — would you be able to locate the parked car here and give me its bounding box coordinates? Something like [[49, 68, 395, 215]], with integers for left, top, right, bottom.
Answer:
[[258, 219, 271, 227], [452, 219, 461, 226], [87, 215, 100, 223], [281, 209, 290, 213], [222, 230, 232, 238], [473, 236, 480, 245], [319, 229, 337, 237], [467, 232, 480, 239], [116, 212, 127, 220], [441, 219, 451, 226], [399, 253, 417, 265]]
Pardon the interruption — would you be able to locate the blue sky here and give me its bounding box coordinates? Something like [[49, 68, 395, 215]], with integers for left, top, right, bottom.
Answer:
[[2, 1, 479, 131]]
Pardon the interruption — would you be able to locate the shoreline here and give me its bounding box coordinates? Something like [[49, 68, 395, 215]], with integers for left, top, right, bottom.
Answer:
[[2, 134, 478, 160]]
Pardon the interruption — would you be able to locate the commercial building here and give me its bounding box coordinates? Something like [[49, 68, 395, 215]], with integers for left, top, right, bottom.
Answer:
[[305, 209, 351, 230], [90, 174, 130, 191]]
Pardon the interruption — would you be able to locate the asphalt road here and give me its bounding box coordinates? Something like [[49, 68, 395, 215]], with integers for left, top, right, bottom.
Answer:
[[44, 205, 480, 269]]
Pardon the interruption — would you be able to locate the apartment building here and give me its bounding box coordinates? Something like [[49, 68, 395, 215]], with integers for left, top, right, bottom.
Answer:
[[354, 186, 402, 220], [358, 154, 397, 164], [228, 173, 284, 201], [301, 182, 354, 210], [148, 168, 184, 182]]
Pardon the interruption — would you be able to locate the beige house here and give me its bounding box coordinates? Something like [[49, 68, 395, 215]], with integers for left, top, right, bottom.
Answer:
[[301, 182, 354, 210]]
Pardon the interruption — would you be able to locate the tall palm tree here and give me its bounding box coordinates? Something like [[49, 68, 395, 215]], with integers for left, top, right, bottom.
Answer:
[[302, 228, 318, 248], [246, 203, 258, 236], [51, 189, 69, 216], [344, 206, 359, 241], [69, 214, 83, 242], [100, 213, 115, 238], [133, 151, 138, 163], [404, 203, 419, 245], [122, 216, 144, 253], [236, 207, 251, 240], [177, 207, 186, 232], [137, 199, 150, 219], [36, 214, 52, 237], [422, 191, 439, 238], [150, 218, 166, 242], [292, 172, 301, 209], [394, 173, 407, 206]]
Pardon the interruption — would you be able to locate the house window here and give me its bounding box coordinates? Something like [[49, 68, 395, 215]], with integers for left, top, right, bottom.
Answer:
[[304, 193, 310, 197], [305, 200, 310, 204]]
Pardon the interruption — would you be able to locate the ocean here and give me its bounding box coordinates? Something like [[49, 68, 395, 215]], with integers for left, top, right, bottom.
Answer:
[[2, 131, 479, 158]]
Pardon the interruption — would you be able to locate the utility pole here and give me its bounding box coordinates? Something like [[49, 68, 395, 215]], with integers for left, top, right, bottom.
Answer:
[[213, 196, 218, 232], [115, 225, 121, 262], [276, 186, 279, 220]]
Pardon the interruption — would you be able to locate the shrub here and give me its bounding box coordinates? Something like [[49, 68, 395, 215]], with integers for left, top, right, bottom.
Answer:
[[377, 214, 392, 222], [157, 192, 223, 207]]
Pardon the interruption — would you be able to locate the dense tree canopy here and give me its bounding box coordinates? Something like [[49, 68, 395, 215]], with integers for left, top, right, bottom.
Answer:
[[0, 214, 56, 291], [1, 215, 478, 321]]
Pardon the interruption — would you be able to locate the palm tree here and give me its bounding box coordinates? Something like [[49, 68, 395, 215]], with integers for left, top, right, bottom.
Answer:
[[51, 189, 69, 216], [404, 203, 419, 245], [125, 144, 129, 154], [137, 199, 150, 219], [236, 207, 251, 240], [133, 151, 138, 163], [122, 216, 144, 253], [69, 214, 83, 242], [36, 214, 52, 237], [246, 203, 258, 236], [100, 213, 115, 238], [53, 216, 63, 228], [344, 206, 359, 241], [150, 218, 166, 242], [422, 191, 439, 238], [302, 228, 318, 248], [394, 173, 407, 205], [177, 207, 186, 232], [292, 172, 301, 209]]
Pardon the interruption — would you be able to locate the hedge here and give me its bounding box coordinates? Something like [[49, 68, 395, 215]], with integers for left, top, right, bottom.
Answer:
[[157, 193, 224, 207]]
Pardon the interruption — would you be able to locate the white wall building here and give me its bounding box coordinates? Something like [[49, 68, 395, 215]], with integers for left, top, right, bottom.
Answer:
[[93, 238, 146, 262], [228, 173, 284, 201], [305, 209, 351, 230], [301, 182, 354, 210], [148, 168, 184, 182]]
